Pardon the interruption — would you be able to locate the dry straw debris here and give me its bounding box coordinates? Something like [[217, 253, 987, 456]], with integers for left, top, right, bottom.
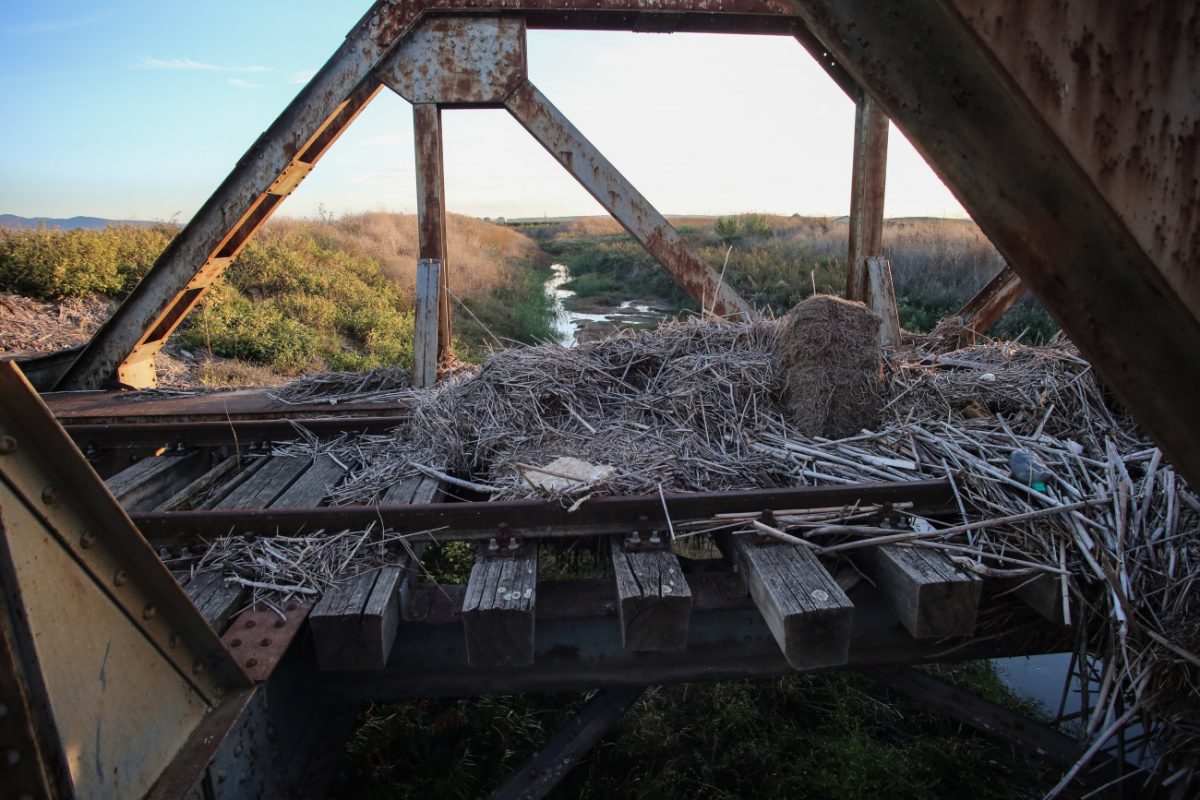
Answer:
[[250, 316, 1195, 791], [777, 295, 883, 438]]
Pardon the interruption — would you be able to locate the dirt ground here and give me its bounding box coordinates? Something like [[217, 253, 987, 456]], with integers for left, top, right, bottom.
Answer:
[[0, 291, 281, 390]]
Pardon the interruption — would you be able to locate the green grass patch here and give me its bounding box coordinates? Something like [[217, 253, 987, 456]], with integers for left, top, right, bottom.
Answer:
[[331, 664, 1058, 799]]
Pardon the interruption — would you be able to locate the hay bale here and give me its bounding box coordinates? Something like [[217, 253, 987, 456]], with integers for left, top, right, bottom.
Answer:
[[776, 295, 883, 438]]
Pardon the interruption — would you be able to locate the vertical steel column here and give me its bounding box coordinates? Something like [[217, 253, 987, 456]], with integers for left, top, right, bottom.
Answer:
[[413, 103, 452, 386], [846, 92, 888, 302]]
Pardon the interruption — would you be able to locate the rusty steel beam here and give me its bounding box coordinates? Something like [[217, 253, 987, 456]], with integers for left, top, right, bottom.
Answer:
[[845, 91, 888, 302], [58, 1, 806, 390], [790, 1, 1200, 489], [505, 80, 753, 318], [131, 478, 953, 546], [413, 103, 453, 377], [956, 264, 1028, 341]]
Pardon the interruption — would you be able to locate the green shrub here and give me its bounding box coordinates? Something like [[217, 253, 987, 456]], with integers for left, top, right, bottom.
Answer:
[[0, 224, 174, 299]]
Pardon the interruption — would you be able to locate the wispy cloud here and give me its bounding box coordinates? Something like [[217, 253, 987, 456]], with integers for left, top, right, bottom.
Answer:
[[135, 56, 272, 73], [289, 68, 318, 85], [3, 10, 110, 35], [228, 77, 263, 90]]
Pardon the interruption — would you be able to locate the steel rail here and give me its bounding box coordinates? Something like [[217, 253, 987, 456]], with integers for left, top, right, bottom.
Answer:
[[131, 478, 952, 545], [64, 415, 410, 449]]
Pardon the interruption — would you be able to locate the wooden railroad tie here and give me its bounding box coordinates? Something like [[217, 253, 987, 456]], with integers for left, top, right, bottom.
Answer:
[[858, 545, 982, 639], [463, 537, 539, 667], [610, 538, 692, 652], [728, 535, 854, 670]]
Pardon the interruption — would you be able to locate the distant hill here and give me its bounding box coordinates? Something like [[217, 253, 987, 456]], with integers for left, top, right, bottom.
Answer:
[[0, 214, 157, 231]]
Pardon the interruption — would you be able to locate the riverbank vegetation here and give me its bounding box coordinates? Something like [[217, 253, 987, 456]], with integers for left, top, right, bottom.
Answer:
[[537, 214, 1057, 343], [0, 213, 552, 377]]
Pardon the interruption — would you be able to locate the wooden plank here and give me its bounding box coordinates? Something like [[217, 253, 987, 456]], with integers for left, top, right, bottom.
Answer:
[[729, 538, 854, 670], [1013, 573, 1068, 626], [860, 544, 982, 638], [413, 258, 441, 389], [414, 103, 453, 366], [957, 264, 1028, 342], [846, 91, 888, 302], [270, 455, 347, 508], [409, 476, 443, 504], [865, 257, 901, 346], [214, 456, 310, 510], [380, 476, 421, 505], [610, 542, 692, 651], [380, 474, 442, 506], [154, 454, 243, 511], [105, 451, 205, 511], [194, 456, 271, 510], [462, 546, 538, 667], [309, 564, 406, 670], [183, 571, 246, 633]]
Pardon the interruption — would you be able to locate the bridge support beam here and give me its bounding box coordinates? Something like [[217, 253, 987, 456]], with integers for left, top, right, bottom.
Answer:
[[413, 103, 452, 387], [792, 0, 1200, 489], [845, 92, 888, 303]]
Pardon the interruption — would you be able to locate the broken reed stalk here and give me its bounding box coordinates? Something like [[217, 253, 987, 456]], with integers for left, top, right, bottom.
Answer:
[[231, 316, 1196, 793]]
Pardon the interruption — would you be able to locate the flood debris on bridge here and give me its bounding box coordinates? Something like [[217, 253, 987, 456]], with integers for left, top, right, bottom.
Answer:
[[153, 305, 1196, 787]]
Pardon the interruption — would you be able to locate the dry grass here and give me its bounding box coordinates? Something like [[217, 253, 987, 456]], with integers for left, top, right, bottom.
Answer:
[[268, 212, 541, 301]]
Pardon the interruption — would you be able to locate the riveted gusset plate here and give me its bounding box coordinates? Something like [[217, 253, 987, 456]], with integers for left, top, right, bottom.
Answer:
[[0, 361, 250, 795]]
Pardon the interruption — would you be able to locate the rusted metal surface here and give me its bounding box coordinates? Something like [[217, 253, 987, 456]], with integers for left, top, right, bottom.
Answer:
[[792, 0, 1200, 490], [0, 362, 251, 796], [0, 364, 248, 696], [55, 0, 803, 389], [949, 2, 1200, 324], [221, 603, 312, 683], [144, 687, 257, 800], [845, 92, 888, 302], [131, 478, 951, 545], [0, 556, 71, 798], [956, 264, 1027, 340], [44, 387, 413, 425], [380, 16, 527, 105], [413, 104, 453, 370], [64, 415, 410, 449], [505, 79, 752, 318]]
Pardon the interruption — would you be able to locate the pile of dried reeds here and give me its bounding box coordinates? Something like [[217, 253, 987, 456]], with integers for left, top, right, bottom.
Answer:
[[267, 367, 412, 405], [255, 317, 1197, 792]]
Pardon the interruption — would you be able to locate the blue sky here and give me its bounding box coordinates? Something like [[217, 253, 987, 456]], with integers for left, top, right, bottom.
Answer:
[[0, 2, 966, 222]]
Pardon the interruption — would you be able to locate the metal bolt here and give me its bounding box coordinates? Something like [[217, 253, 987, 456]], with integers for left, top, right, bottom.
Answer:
[[79, 530, 96, 549], [113, 569, 127, 587], [273, 619, 286, 629], [41, 486, 56, 505], [285, 602, 297, 612], [192, 659, 205, 674], [230, 638, 242, 648], [260, 637, 272, 647], [5, 748, 20, 766], [169, 634, 181, 649], [0, 435, 15, 453], [243, 619, 256, 629], [245, 658, 258, 669], [142, 604, 156, 620]]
